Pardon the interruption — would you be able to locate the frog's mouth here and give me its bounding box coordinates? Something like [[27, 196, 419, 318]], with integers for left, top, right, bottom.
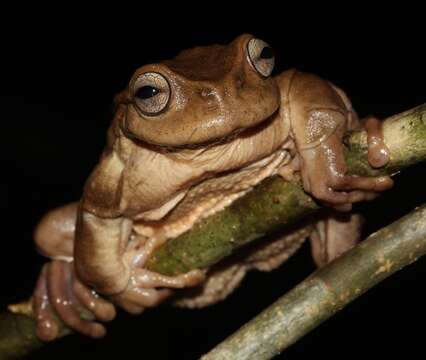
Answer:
[[134, 109, 280, 153], [221, 112, 278, 143]]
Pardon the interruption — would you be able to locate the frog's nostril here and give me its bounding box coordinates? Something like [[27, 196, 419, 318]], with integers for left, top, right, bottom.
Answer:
[[200, 88, 215, 98]]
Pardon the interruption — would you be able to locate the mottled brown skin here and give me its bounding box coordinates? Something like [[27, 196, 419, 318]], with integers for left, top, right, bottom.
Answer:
[[31, 34, 392, 340]]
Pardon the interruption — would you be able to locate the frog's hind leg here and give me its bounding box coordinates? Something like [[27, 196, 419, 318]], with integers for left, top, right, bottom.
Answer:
[[173, 263, 248, 308], [34, 201, 79, 260], [310, 210, 363, 267], [246, 225, 312, 272], [32, 202, 117, 340]]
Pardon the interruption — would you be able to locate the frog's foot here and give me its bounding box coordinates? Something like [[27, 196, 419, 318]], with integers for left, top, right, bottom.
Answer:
[[306, 169, 394, 212], [310, 211, 363, 267], [323, 115, 393, 209], [111, 268, 206, 314], [300, 134, 393, 212], [112, 235, 205, 313], [32, 260, 116, 341], [363, 116, 390, 168]]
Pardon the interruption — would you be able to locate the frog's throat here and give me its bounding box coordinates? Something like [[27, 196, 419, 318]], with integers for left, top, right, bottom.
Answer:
[[132, 148, 291, 242]]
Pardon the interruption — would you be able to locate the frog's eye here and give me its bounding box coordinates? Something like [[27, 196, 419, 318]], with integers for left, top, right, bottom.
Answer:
[[246, 38, 275, 77], [133, 72, 170, 116]]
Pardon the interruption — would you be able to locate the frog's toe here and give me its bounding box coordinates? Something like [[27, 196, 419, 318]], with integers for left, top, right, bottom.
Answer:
[[130, 288, 171, 307], [110, 268, 205, 313], [331, 175, 393, 193], [46, 260, 107, 338], [308, 175, 392, 210], [113, 287, 172, 310], [32, 264, 60, 342], [364, 116, 390, 168], [131, 268, 206, 289], [309, 183, 351, 206], [114, 300, 145, 315], [347, 190, 379, 203], [72, 274, 116, 322]]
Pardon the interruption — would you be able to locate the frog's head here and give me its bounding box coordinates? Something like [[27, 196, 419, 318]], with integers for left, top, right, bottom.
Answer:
[[121, 34, 280, 147]]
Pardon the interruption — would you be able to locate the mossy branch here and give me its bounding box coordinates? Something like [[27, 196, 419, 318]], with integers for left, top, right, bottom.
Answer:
[[146, 103, 426, 274], [1, 103, 426, 359], [201, 203, 426, 360]]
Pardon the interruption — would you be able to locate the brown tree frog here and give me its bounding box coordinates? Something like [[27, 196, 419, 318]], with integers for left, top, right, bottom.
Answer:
[[29, 34, 392, 340]]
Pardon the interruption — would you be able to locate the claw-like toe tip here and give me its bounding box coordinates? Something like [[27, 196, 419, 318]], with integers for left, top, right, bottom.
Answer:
[[36, 319, 59, 342]]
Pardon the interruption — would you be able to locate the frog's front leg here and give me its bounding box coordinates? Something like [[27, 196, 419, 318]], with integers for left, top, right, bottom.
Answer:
[[109, 235, 205, 314], [287, 72, 393, 210], [32, 260, 116, 341], [74, 149, 205, 317], [298, 126, 392, 210], [75, 211, 205, 315], [111, 265, 205, 314], [31, 203, 116, 341]]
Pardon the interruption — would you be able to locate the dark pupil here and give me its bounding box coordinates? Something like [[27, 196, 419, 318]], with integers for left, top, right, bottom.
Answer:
[[135, 85, 159, 99], [260, 46, 274, 60]]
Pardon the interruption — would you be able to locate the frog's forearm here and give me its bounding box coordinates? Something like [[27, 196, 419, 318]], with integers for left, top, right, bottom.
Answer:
[[74, 211, 131, 295], [147, 103, 426, 275]]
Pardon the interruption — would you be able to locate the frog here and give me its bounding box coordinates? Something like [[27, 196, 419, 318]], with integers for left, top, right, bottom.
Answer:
[[29, 34, 392, 341]]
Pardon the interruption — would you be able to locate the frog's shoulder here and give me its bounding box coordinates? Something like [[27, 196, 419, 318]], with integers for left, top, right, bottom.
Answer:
[[285, 70, 346, 110], [273, 68, 298, 96], [274, 69, 343, 107]]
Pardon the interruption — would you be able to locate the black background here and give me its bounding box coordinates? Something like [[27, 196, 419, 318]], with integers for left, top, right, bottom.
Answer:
[[0, 5, 425, 359]]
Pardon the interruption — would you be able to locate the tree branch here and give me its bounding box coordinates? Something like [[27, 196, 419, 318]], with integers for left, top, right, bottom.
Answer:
[[201, 203, 426, 360], [146, 103, 426, 274], [2, 103, 426, 359]]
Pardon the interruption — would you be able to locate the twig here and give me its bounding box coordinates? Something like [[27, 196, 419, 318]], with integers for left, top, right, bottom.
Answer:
[[201, 203, 426, 360]]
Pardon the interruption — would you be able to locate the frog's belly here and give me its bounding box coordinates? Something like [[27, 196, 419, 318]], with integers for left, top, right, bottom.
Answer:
[[132, 149, 291, 242]]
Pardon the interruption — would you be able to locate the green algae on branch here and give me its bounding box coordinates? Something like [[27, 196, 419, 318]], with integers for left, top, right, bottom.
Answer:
[[147, 103, 426, 275], [0, 310, 72, 360], [146, 177, 319, 275], [201, 204, 426, 360], [0, 313, 43, 360]]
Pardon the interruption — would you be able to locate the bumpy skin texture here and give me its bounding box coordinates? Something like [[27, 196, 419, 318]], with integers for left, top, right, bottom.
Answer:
[[31, 34, 392, 340]]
